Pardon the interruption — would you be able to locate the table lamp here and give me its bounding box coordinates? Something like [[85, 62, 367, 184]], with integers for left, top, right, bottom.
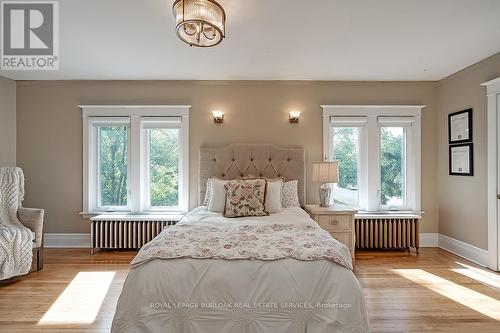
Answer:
[[312, 162, 339, 207]]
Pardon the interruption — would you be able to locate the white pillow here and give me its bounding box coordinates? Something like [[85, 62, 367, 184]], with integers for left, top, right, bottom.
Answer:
[[265, 179, 283, 214], [282, 180, 300, 208], [207, 178, 229, 213], [203, 178, 213, 206]]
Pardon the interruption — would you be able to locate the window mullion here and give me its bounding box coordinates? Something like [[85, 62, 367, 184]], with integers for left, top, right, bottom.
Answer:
[[357, 127, 368, 210], [140, 122, 150, 212], [180, 116, 190, 212], [413, 115, 422, 211], [130, 115, 141, 212], [366, 115, 380, 211]]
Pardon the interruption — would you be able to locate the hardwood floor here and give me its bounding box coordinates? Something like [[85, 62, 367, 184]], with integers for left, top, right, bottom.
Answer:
[[0, 248, 499, 332]]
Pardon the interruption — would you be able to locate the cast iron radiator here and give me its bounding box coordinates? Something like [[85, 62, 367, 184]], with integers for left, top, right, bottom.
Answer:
[[355, 217, 420, 253], [89, 215, 181, 254]]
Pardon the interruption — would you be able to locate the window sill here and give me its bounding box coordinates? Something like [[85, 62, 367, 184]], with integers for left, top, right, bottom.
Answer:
[[355, 211, 424, 219], [80, 211, 185, 221]]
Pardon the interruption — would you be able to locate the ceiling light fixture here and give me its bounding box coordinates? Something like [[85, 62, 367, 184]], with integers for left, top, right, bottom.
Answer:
[[172, 0, 226, 47]]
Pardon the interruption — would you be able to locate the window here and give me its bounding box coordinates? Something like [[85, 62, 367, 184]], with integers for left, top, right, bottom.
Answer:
[[380, 127, 405, 207], [148, 128, 179, 207], [378, 116, 416, 211], [83, 106, 190, 214], [142, 118, 183, 211], [98, 124, 129, 209], [332, 127, 361, 207], [323, 106, 422, 212]]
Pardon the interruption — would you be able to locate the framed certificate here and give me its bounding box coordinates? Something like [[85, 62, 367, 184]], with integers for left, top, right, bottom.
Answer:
[[449, 143, 473, 176], [448, 109, 472, 144]]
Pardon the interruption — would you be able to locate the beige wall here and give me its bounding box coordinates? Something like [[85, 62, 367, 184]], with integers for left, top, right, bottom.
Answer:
[[0, 76, 16, 166], [16, 80, 438, 234], [436, 53, 500, 250]]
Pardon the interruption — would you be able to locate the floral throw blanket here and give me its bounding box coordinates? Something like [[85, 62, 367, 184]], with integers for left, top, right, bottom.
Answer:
[[131, 224, 353, 270]]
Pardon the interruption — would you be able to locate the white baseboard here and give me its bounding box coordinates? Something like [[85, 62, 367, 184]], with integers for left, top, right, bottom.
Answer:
[[44, 233, 90, 248], [45, 232, 438, 248], [438, 234, 489, 267], [42, 232, 488, 268], [420, 233, 439, 247], [41, 232, 440, 249]]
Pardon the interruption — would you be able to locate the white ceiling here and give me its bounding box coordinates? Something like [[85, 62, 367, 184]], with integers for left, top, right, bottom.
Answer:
[[1, 0, 500, 81]]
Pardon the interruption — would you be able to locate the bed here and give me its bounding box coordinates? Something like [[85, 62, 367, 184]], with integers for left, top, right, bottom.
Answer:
[[112, 144, 369, 333]]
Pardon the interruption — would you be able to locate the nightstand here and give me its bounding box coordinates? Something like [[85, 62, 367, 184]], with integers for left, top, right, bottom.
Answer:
[[305, 204, 357, 260]]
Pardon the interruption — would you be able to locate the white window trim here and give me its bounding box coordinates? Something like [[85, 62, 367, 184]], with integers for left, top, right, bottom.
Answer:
[[322, 105, 424, 212], [81, 105, 190, 215]]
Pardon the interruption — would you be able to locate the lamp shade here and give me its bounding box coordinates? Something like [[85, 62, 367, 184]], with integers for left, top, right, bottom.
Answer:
[[312, 162, 339, 183]]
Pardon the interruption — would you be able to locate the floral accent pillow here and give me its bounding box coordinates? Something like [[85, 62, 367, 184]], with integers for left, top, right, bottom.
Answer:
[[282, 180, 300, 208], [224, 179, 269, 218]]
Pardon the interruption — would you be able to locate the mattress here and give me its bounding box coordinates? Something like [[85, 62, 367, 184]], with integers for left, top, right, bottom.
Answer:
[[111, 207, 369, 333]]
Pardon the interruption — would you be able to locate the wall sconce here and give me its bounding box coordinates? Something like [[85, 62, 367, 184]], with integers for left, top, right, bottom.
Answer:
[[212, 110, 224, 124], [289, 111, 301, 123]]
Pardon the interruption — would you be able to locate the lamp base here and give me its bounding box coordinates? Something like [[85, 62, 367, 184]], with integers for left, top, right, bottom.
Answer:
[[319, 184, 332, 207]]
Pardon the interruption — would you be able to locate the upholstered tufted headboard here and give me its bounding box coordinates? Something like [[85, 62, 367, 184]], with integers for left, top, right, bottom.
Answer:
[[199, 144, 306, 206]]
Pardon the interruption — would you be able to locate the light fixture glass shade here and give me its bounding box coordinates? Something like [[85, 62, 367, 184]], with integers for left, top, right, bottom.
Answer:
[[312, 162, 339, 183], [173, 0, 226, 47], [212, 110, 224, 123], [289, 111, 301, 123]]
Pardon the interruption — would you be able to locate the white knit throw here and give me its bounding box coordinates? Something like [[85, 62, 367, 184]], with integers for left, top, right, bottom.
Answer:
[[0, 167, 33, 280]]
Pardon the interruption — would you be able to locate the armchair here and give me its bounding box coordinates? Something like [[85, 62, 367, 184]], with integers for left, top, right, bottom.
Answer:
[[17, 207, 45, 271], [0, 167, 44, 284]]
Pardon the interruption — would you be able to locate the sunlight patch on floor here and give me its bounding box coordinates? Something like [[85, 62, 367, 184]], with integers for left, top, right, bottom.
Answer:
[[38, 271, 115, 325], [392, 269, 500, 320], [451, 261, 500, 289]]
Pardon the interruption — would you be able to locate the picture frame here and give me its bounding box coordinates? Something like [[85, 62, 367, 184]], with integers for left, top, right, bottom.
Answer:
[[448, 108, 473, 144], [449, 143, 473, 176]]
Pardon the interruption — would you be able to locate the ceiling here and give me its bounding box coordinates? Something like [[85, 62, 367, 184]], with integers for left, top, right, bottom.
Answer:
[[1, 0, 500, 81]]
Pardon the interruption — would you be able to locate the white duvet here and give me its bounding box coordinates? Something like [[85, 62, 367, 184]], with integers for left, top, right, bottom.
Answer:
[[112, 207, 369, 333]]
